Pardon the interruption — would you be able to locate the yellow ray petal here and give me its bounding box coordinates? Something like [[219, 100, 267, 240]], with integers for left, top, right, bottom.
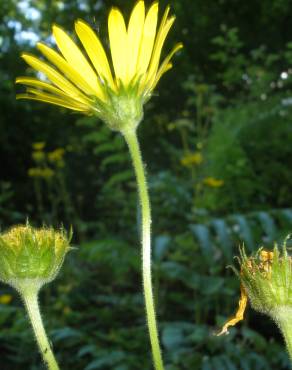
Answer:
[[143, 63, 172, 95], [37, 42, 99, 98], [147, 42, 182, 91], [140, 63, 173, 98], [52, 25, 102, 95], [75, 19, 114, 89], [127, 1, 145, 81], [25, 87, 90, 110], [16, 93, 88, 112], [108, 7, 128, 83], [136, 2, 158, 76], [146, 15, 175, 83], [16, 76, 91, 105], [21, 53, 87, 100], [217, 285, 248, 336], [16, 76, 68, 95]]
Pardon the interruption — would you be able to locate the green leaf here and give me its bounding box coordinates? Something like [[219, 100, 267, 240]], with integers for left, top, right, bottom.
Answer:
[[189, 224, 212, 257], [255, 211, 277, 242], [162, 326, 185, 351], [210, 218, 232, 259], [231, 214, 254, 251], [154, 235, 171, 262]]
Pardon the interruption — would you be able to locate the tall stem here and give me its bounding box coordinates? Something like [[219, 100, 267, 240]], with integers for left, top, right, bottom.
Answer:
[[21, 287, 60, 370], [123, 129, 164, 370]]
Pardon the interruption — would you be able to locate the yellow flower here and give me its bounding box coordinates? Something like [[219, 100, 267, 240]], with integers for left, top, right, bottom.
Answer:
[[32, 150, 46, 162], [28, 167, 54, 179], [16, 1, 182, 132], [48, 148, 65, 163], [28, 167, 43, 177], [203, 177, 224, 188], [180, 152, 203, 167], [32, 142, 45, 150], [0, 294, 13, 304], [41, 168, 55, 179]]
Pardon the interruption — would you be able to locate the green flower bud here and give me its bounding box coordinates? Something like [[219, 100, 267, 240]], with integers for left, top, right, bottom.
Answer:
[[239, 246, 291, 314], [0, 223, 71, 292], [218, 237, 292, 362]]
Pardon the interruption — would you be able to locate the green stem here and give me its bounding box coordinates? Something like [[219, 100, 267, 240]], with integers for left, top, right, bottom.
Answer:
[[272, 307, 292, 361], [21, 287, 60, 370], [123, 129, 164, 370]]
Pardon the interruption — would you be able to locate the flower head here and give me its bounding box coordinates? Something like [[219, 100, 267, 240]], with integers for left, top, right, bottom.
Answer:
[[0, 223, 71, 291], [0, 294, 13, 304], [16, 1, 182, 133], [28, 167, 55, 179], [203, 177, 224, 188], [32, 142, 46, 150], [180, 152, 203, 167], [32, 150, 46, 163], [48, 148, 66, 168], [217, 240, 292, 336]]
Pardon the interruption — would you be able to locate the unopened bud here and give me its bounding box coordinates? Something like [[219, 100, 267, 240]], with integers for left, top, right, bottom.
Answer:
[[0, 223, 71, 292]]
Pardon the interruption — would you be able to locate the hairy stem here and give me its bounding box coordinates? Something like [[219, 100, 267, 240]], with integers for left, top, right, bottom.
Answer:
[[273, 306, 292, 362], [123, 129, 164, 370], [21, 287, 60, 370]]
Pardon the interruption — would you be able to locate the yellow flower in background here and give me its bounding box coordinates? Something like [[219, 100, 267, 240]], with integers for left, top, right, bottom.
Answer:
[[28, 167, 54, 179], [48, 148, 65, 163], [16, 1, 182, 132], [48, 148, 65, 168], [203, 177, 224, 188], [28, 168, 42, 177], [32, 142, 45, 151], [180, 152, 203, 167], [41, 168, 55, 179], [32, 150, 46, 162], [0, 294, 13, 304]]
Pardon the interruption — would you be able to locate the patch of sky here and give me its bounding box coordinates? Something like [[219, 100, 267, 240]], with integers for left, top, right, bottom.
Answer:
[[56, 2, 65, 10], [78, 1, 89, 11], [7, 19, 39, 45], [43, 34, 56, 47], [7, 20, 22, 32], [15, 30, 40, 45], [280, 71, 288, 80], [37, 71, 49, 82], [6, 0, 41, 46], [17, 0, 41, 21], [282, 97, 292, 106]]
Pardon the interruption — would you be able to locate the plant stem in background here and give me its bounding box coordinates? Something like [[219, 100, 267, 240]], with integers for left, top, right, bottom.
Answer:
[[123, 130, 164, 370], [22, 286, 60, 370]]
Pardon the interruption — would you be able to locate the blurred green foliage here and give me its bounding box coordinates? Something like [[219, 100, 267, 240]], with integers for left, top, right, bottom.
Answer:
[[1, 0, 292, 369]]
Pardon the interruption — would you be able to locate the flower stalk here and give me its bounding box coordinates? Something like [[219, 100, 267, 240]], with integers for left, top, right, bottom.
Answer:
[[21, 283, 60, 370], [123, 129, 164, 370]]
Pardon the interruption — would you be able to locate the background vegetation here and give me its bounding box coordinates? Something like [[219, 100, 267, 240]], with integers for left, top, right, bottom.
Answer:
[[1, 0, 292, 368]]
